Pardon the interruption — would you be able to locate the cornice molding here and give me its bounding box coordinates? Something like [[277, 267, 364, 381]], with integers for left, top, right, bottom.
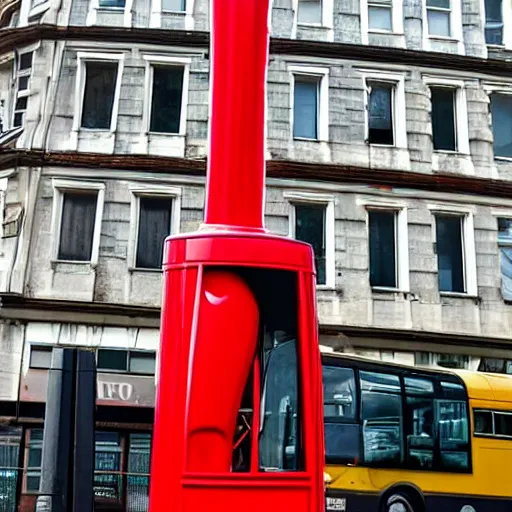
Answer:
[[1, 24, 512, 76], [2, 293, 512, 350], [4, 149, 512, 200]]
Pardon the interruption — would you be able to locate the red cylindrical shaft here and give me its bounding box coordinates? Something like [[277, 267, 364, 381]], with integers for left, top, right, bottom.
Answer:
[[204, 0, 270, 230]]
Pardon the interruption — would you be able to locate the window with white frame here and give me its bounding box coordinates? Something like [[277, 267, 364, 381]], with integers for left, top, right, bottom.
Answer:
[[81, 61, 119, 129], [285, 192, 335, 288], [498, 217, 512, 301], [367, 207, 409, 291], [298, 0, 322, 24], [362, 73, 406, 148], [433, 212, 477, 295], [425, 77, 469, 153], [73, 53, 124, 134], [490, 93, 512, 158], [290, 67, 329, 141], [51, 180, 105, 264], [162, 0, 185, 11], [484, 0, 504, 45], [149, 65, 185, 134], [129, 186, 181, 271], [13, 50, 33, 128], [368, 0, 393, 31], [426, 0, 451, 37], [29, 345, 53, 369]]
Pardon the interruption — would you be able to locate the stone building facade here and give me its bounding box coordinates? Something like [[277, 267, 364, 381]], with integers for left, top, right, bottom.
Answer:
[[1, 0, 512, 509]]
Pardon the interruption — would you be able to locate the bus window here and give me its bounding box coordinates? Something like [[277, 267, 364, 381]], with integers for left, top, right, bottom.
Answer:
[[437, 399, 469, 470], [259, 333, 303, 472], [323, 366, 359, 464], [473, 410, 493, 435], [360, 371, 402, 466], [494, 412, 512, 437], [323, 366, 356, 420], [403, 377, 434, 469]]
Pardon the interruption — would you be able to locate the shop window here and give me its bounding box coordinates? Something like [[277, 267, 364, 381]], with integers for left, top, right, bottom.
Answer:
[[97, 349, 156, 375], [25, 429, 43, 492]]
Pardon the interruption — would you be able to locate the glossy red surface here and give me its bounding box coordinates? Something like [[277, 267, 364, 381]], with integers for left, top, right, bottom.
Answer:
[[149, 0, 325, 510]]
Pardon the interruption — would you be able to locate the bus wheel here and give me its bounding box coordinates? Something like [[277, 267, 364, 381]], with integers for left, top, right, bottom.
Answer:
[[384, 493, 416, 512]]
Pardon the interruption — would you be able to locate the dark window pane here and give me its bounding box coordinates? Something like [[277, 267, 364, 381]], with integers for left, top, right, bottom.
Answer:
[[127, 434, 151, 512], [26, 475, 40, 491], [81, 62, 118, 129], [97, 349, 128, 371], [495, 413, 512, 436], [360, 371, 402, 465], [15, 97, 27, 111], [18, 76, 29, 91], [440, 381, 466, 399], [322, 366, 356, 420], [94, 431, 122, 505], [58, 192, 97, 261], [369, 210, 396, 288], [293, 77, 319, 139], [368, 83, 393, 145], [19, 52, 32, 71], [485, 0, 502, 21], [150, 66, 184, 133], [437, 400, 469, 470], [431, 87, 456, 151], [404, 377, 434, 395], [325, 423, 360, 464], [435, 215, 464, 293], [162, 0, 185, 10], [485, 0, 503, 44], [136, 197, 172, 269], [13, 112, 23, 127], [427, 0, 449, 7], [491, 94, 512, 158], [295, 203, 326, 285], [474, 410, 493, 434], [99, 0, 125, 6], [259, 338, 303, 471], [28, 448, 42, 468], [405, 398, 434, 469]]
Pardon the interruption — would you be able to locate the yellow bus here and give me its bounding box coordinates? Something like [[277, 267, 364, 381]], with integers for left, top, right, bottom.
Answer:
[[322, 353, 512, 512]]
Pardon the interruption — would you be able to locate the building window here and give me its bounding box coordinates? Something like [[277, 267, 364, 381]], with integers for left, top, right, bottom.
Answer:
[[25, 429, 43, 493], [52, 180, 105, 265], [485, 0, 503, 45], [29, 345, 53, 369], [58, 191, 98, 261], [98, 0, 125, 7], [286, 192, 335, 288], [162, 0, 185, 11], [367, 81, 394, 145], [294, 203, 327, 285], [415, 352, 469, 369], [498, 218, 512, 301], [298, 0, 322, 24], [435, 215, 464, 293], [136, 197, 172, 269], [430, 87, 456, 151], [426, 0, 451, 37], [368, 0, 392, 31], [293, 76, 320, 140], [97, 348, 157, 375], [490, 94, 512, 158], [81, 61, 119, 130], [149, 66, 185, 134], [13, 51, 33, 128], [290, 67, 329, 141], [366, 206, 409, 291], [369, 210, 397, 288]]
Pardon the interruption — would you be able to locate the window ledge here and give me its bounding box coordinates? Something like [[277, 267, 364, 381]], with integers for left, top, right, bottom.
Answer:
[[147, 131, 184, 137], [486, 44, 506, 49], [293, 137, 323, 142], [428, 35, 460, 43], [128, 267, 163, 273], [78, 128, 114, 134], [495, 156, 512, 162], [372, 287, 408, 294], [297, 22, 331, 29], [51, 259, 93, 266], [161, 9, 186, 14], [440, 292, 479, 300], [368, 30, 404, 36], [316, 284, 335, 291], [434, 150, 470, 157]]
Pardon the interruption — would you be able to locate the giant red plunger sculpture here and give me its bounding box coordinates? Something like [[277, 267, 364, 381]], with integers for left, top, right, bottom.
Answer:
[[148, 0, 325, 510]]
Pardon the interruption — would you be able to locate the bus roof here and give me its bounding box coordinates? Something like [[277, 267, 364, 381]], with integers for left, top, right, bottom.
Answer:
[[322, 352, 512, 403]]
